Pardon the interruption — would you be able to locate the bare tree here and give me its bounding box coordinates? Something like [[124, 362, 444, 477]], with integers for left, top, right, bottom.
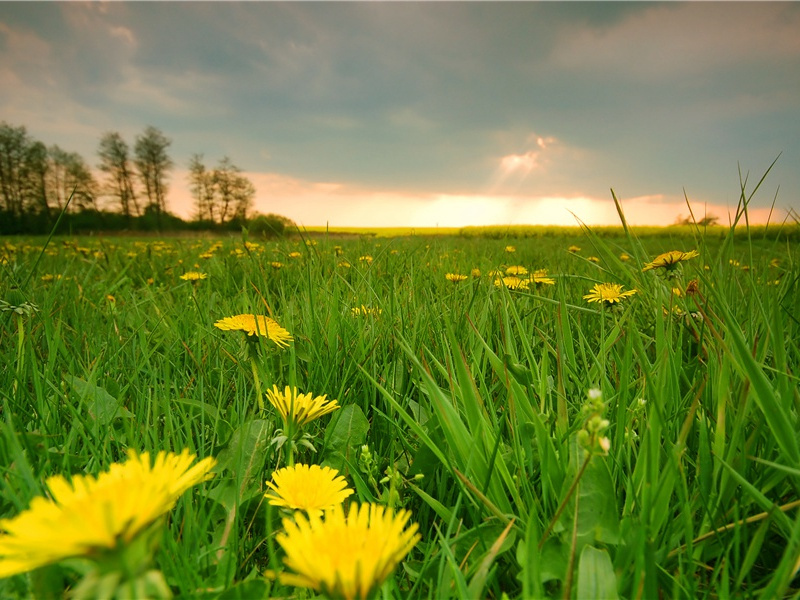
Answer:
[[98, 132, 139, 218], [212, 156, 255, 224], [188, 154, 216, 222], [0, 122, 31, 219], [47, 146, 98, 212], [134, 126, 173, 221]]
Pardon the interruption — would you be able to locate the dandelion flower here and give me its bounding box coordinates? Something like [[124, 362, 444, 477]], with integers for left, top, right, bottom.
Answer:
[[179, 271, 207, 282], [351, 305, 382, 317], [505, 265, 528, 276], [358, 255, 373, 264], [504, 246, 516, 253], [0, 450, 215, 577], [568, 245, 581, 253], [266, 464, 353, 516], [530, 269, 555, 286], [642, 250, 699, 272], [587, 256, 600, 264], [583, 283, 637, 306], [495, 276, 529, 290], [214, 314, 293, 348], [266, 385, 339, 429], [275, 503, 420, 600], [445, 273, 467, 283], [288, 251, 302, 259], [470, 268, 481, 278], [271, 262, 284, 269], [620, 253, 631, 262]]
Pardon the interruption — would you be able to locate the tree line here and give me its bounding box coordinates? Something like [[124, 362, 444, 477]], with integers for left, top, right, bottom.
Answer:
[[0, 121, 291, 235]]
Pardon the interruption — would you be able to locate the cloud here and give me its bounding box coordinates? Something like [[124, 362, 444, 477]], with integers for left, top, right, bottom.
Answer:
[[551, 3, 800, 81]]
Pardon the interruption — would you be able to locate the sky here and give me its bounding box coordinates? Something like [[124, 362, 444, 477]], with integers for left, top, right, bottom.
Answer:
[[1, 1, 799, 228]]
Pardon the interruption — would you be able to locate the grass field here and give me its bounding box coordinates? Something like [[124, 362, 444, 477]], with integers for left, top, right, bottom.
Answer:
[[1, 217, 799, 598]]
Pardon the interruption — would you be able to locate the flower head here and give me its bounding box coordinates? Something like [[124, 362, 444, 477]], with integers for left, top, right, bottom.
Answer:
[[0, 450, 215, 577], [583, 283, 637, 306], [495, 276, 529, 290], [642, 250, 699, 272], [445, 273, 468, 283], [351, 305, 382, 317], [275, 503, 420, 600], [530, 269, 555, 286], [568, 245, 581, 253], [505, 265, 528, 276], [179, 271, 207, 282], [266, 464, 353, 516], [214, 314, 293, 348], [504, 246, 516, 253], [266, 385, 339, 429]]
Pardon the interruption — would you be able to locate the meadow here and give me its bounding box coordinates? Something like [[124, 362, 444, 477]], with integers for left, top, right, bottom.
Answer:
[[1, 216, 799, 598]]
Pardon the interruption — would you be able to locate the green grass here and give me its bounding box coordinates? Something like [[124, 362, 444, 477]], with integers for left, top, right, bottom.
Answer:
[[1, 214, 799, 598]]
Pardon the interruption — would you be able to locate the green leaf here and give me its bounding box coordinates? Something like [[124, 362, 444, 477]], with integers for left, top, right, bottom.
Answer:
[[322, 404, 369, 472], [214, 419, 272, 484], [65, 375, 133, 426], [576, 545, 619, 600]]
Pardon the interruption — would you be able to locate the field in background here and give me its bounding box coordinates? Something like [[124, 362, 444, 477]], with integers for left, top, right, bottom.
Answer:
[[1, 222, 799, 598], [302, 222, 800, 240]]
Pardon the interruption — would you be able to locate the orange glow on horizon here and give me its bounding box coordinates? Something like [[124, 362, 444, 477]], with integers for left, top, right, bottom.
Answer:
[[162, 169, 778, 228]]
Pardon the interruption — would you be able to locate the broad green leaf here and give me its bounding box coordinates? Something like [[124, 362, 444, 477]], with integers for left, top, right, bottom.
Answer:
[[576, 545, 619, 600]]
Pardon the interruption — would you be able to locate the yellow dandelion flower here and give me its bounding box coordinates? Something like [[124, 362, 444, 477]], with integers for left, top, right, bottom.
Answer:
[[445, 273, 468, 283], [288, 251, 302, 259], [358, 255, 373, 264], [271, 262, 284, 269], [583, 283, 637, 306], [470, 268, 481, 278], [495, 276, 529, 290], [0, 450, 215, 577], [275, 503, 420, 600], [179, 271, 207, 282], [199, 251, 214, 259], [568, 245, 581, 253], [587, 256, 600, 263], [487, 269, 504, 279], [504, 246, 516, 253], [530, 269, 555, 286], [351, 305, 382, 317], [214, 314, 293, 348], [505, 265, 528, 276], [642, 250, 699, 272], [266, 464, 353, 516], [266, 385, 339, 429], [333, 246, 343, 256], [620, 252, 631, 262], [338, 260, 352, 269]]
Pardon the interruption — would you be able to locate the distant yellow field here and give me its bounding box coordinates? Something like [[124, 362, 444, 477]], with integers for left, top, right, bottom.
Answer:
[[300, 226, 464, 237], [300, 223, 798, 239]]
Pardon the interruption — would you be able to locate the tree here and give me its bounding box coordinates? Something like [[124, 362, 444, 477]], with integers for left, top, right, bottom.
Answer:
[[212, 156, 255, 225], [0, 122, 31, 219], [134, 126, 173, 223], [47, 146, 98, 213], [188, 154, 216, 222], [98, 132, 139, 219]]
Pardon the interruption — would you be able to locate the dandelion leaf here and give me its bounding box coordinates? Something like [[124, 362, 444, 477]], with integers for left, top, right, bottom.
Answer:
[[576, 545, 619, 600], [322, 404, 370, 472], [66, 375, 133, 426]]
